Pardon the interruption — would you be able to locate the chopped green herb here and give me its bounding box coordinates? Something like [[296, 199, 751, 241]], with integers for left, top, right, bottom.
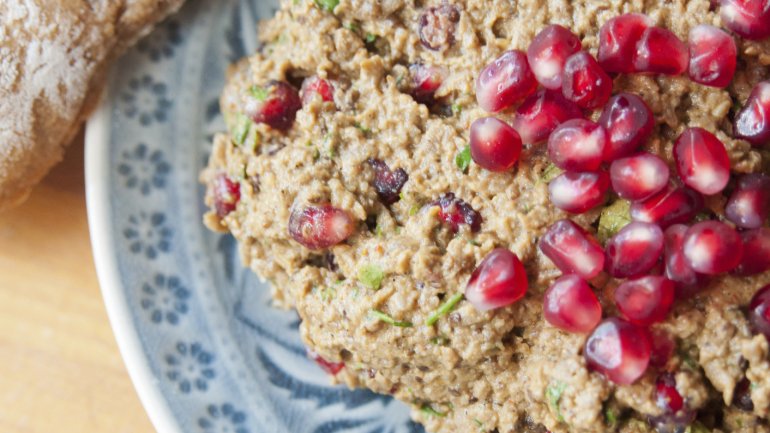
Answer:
[[321, 286, 336, 301], [541, 163, 563, 183], [425, 293, 464, 326], [396, 74, 405, 86], [605, 408, 617, 426], [455, 145, 472, 173], [685, 421, 710, 433], [358, 264, 385, 289], [430, 336, 450, 345], [312, 148, 321, 161], [370, 309, 413, 327], [693, 212, 712, 223], [375, 224, 384, 238], [292, 0, 300, 5], [597, 199, 632, 243], [420, 404, 447, 418], [409, 203, 421, 216], [751, 382, 758, 390], [314, 0, 339, 12], [451, 103, 463, 115], [249, 85, 269, 101], [231, 113, 252, 146], [344, 22, 360, 32], [365, 33, 377, 43], [467, 238, 481, 246], [354, 122, 372, 134], [473, 418, 483, 429], [546, 382, 567, 423]]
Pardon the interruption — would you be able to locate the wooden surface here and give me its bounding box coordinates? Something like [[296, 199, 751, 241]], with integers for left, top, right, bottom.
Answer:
[[0, 132, 154, 432]]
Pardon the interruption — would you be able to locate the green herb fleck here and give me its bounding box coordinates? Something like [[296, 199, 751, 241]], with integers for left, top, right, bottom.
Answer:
[[365, 33, 377, 43], [314, 0, 339, 12], [293, 0, 300, 5], [344, 22, 360, 32], [598, 199, 632, 244], [375, 224, 384, 238], [409, 203, 421, 216], [467, 238, 481, 246], [425, 293, 464, 326], [249, 85, 269, 101], [541, 163, 563, 183], [751, 382, 758, 390], [685, 421, 710, 433], [420, 404, 447, 418], [231, 113, 252, 146], [451, 103, 463, 115], [358, 264, 385, 290], [605, 408, 617, 426], [321, 286, 336, 301], [430, 336, 450, 345], [455, 145, 472, 173], [546, 382, 567, 423], [370, 309, 413, 327], [354, 122, 372, 134], [313, 148, 321, 161], [693, 212, 712, 223], [473, 419, 483, 429], [396, 74, 405, 86]]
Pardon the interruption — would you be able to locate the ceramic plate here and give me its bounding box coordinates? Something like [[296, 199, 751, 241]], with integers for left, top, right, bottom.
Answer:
[[86, 1, 424, 432]]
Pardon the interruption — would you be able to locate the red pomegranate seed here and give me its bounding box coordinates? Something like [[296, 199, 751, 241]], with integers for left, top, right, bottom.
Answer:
[[511, 89, 583, 144], [630, 186, 704, 229], [288, 205, 355, 250], [543, 275, 602, 334], [213, 174, 241, 218], [605, 222, 665, 278], [719, 0, 770, 40], [548, 171, 610, 214], [469, 117, 523, 172], [683, 221, 744, 275], [562, 51, 613, 109], [664, 224, 706, 292], [584, 317, 651, 385], [674, 127, 731, 195], [656, 373, 686, 414], [547, 119, 607, 172], [526, 24, 582, 90], [633, 26, 689, 75], [615, 275, 675, 326], [610, 152, 670, 202], [688, 25, 737, 88], [725, 173, 770, 229], [409, 63, 445, 104], [367, 159, 408, 205], [476, 50, 538, 113], [649, 329, 676, 368], [418, 4, 461, 50], [736, 228, 770, 275], [734, 81, 770, 147], [599, 93, 655, 162], [597, 13, 654, 74], [539, 219, 605, 280], [749, 284, 770, 340], [245, 80, 302, 130], [465, 248, 528, 311], [300, 76, 334, 105], [308, 350, 345, 375], [432, 193, 482, 232]]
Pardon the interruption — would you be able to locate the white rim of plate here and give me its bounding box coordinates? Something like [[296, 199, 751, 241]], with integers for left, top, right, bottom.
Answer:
[[85, 77, 184, 433]]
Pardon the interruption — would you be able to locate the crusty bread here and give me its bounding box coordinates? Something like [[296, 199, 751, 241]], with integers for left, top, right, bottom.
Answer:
[[0, 0, 185, 210]]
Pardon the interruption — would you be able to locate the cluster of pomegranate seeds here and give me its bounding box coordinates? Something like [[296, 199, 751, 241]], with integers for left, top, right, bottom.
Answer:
[[245, 80, 302, 131], [308, 350, 345, 375], [367, 158, 408, 205], [539, 219, 605, 280], [599, 93, 655, 161], [475, 50, 537, 113], [409, 63, 445, 105], [548, 119, 607, 172], [674, 128, 731, 195], [469, 117, 522, 172], [605, 222, 664, 278], [598, 13, 653, 73], [688, 25, 737, 88], [734, 81, 770, 146], [418, 4, 460, 51], [288, 205, 355, 250], [300, 76, 334, 105], [548, 171, 610, 214], [725, 173, 770, 229], [543, 275, 602, 333], [682, 221, 744, 275], [584, 317, 651, 385], [737, 228, 770, 275], [719, 0, 770, 40], [465, 248, 528, 311], [432, 193, 482, 232], [526, 24, 581, 90], [511, 89, 582, 144], [213, 174, 241, 218], [610, 152, 669, 201], [562, 51, 613, 109], [749, 284, 770, 340], [630, 186, 704, 229], [615, 276, 675, 325]]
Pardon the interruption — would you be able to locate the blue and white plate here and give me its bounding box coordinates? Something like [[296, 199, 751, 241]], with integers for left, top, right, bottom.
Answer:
[[85, 1, 424, 432]]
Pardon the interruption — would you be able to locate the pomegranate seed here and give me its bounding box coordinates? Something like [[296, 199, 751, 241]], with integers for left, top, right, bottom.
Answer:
[[288, 205, 355, 250], [599, 93, 655, 162], [409, 63, 444, 104], [547, 119, 607, 172], [749, 284, 770, 340], [476, 50, 537, 113], [212, 174, 241, 218], [734, 81, 770, 147], [597, 13, 653, 74], [308, 350, 345, 375], [526, 24, 581, 90], [664, 224, 706, 292], [656, 373, 684, 413], [418, 4, 460, 50], [725, 173, 770, 229], [539, 219, 605, 280], [300, 76, 334, 105], [465, 248, 528, 311], [674, 127, 731, 195], [562, 51, 613, 109], [736, 228, 770, 275], [548, 171, 610, 214], [543, 275, 602, 334], [734, 378, 755, 412], [610, 152, 670, 202], [432, 193, 482, 233], [469, 117, 522, 172], [511, 89, 583, 144], [683, 221, 744, 275], [649, 329, 676, 368], [633, 26, 689, 75], [615, 276, 675, 326], [719, 0, 770, 40], [367, 159, 408, 205], [688, 25, 737, 88], [245, 80, 302, 130], [584, 317, 651, 385], [605, 222, 665, 278], [630, 186, 704, 229]]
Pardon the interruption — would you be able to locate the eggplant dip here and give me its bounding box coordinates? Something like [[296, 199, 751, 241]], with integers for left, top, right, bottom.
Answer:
[[201, 0, 770, 431]]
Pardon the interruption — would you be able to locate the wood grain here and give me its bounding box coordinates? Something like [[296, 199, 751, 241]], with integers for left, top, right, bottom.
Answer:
[[0, 132, 154, 432]]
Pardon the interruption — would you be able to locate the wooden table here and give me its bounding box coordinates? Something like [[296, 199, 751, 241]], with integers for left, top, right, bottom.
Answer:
[[0, 131, 154, 432]]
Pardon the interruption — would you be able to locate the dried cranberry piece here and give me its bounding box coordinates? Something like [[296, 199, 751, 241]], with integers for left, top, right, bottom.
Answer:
[[367, 159, 408, 205], [409, 63, 445, 104], [418, 4, 461, 51], [432, 193, 482, 232], [213, 174, 241, 217]]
